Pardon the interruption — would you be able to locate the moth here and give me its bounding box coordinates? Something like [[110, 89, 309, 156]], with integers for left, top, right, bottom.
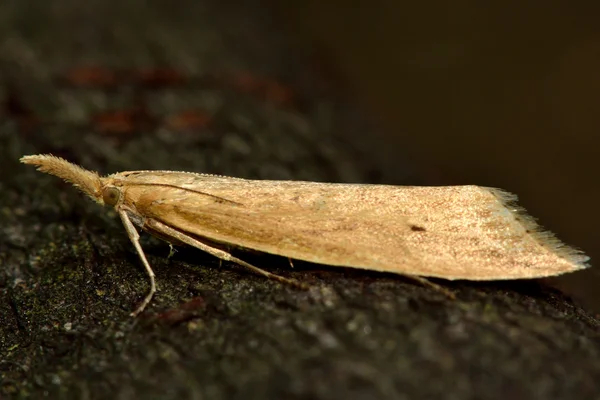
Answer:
[[20, 154, 589, 315]]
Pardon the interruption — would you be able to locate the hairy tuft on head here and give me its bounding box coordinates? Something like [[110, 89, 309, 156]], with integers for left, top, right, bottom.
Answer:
[[20, 154, 104, 203]]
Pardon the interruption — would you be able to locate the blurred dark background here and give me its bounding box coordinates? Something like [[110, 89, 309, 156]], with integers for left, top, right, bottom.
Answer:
[[270, 1, 600, 311]]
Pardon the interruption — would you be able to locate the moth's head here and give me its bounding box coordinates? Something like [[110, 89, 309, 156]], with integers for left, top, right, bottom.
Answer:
[[20, 154, 105, 205]]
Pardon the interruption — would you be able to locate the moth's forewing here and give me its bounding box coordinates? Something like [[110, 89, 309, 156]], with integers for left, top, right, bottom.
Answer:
[[111, 172, 588, 280]]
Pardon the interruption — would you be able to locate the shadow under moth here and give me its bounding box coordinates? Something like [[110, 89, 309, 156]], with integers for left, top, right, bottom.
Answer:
[[20, 154, 589, 316]]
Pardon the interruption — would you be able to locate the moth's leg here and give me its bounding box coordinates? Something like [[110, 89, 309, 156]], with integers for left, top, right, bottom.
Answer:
[[146, 218, 308, 290], [167, 244, 177, 260], [402, 275, 456, 299], [118, 210, 157, 316], [288, 258, 295, 268], [217, 245, 231, 269]]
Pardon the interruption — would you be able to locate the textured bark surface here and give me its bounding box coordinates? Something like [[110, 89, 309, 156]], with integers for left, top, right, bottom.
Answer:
[[0, 1, 599, 399]]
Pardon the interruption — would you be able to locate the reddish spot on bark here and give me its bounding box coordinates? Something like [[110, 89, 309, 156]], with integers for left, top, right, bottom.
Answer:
[[92, 105, 155, 135], [131, 67, 188, 88], [262, 80, 294, 106], [164, 110, 212, 132], [229, 71, 262, 93], [146, 297, 206, 325], [60, 66, 120, 88], [228, 71, 295, 106]]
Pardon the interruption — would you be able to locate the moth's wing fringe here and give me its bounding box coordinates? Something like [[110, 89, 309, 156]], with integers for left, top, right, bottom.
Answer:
[[486, 187, 589, 269], [20, 154, 103, 202]]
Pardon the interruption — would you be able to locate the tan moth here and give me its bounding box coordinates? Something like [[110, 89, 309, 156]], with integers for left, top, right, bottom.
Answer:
[[20, 154, 589, 315]]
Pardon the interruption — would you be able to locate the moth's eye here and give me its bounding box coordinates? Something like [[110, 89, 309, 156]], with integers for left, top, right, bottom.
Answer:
[[102, 186, 121, 206]]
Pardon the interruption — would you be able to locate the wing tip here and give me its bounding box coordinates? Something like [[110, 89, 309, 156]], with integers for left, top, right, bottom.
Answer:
[[486, 187, 590, 271]]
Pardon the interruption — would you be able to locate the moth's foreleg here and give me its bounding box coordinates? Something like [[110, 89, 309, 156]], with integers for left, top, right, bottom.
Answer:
[[145, 218, 308, 290], [118, 210, 157, 316]]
